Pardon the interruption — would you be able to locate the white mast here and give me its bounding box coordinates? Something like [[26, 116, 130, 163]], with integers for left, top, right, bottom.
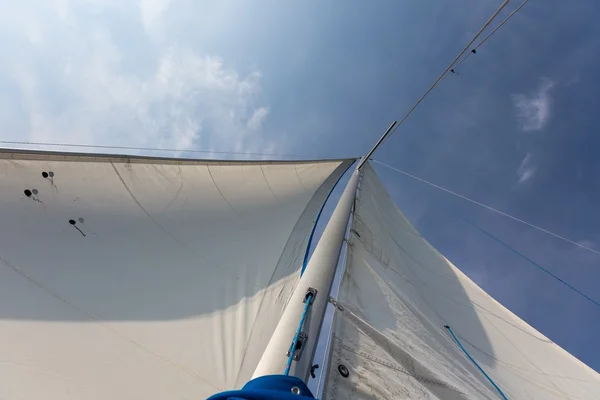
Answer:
[[252, 168, 360, 381], [253, 121, 401, 382]]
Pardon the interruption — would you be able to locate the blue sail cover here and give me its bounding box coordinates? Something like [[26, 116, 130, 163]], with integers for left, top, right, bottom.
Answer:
[[208, 375, 315, 400]]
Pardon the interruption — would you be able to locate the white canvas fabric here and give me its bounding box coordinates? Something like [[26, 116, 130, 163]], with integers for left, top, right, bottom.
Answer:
[[0, 150, 353, 399], [323, 162, 600, 400]]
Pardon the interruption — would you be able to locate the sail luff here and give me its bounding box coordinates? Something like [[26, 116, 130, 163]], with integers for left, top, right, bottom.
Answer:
[[315, 170, 364, 398], [252, 167, 360, 381]]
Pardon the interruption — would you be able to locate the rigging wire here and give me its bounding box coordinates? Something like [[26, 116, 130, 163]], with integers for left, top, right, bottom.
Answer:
[[459, 216, 600, 309], [371, 159, 600, 257], [360, 0, 512, 157], [0, 140, 317, 159], [446, 0, 531, 78], [445, 325, 509, 400]]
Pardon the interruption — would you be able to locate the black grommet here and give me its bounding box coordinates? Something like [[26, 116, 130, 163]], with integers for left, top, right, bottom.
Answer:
[[42, 172, 48, 178], [69, 219, 76, 225], [338, 364, 349, 378], [24, 189, 32, 197]]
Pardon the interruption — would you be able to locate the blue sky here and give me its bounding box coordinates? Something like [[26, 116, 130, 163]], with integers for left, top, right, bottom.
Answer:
[[1, 0, 599, 374]]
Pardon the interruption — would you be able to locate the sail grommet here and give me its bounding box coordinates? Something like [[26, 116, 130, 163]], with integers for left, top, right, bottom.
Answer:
[[290, 386, 301, 395], [338, 364, 349, 378]]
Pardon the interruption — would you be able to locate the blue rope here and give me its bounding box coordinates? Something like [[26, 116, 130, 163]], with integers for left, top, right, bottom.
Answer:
[[284, 293, 314, 375], [444, 325, 508, 400], [460, 216, 600, 309], [301, 160, 356, 275]]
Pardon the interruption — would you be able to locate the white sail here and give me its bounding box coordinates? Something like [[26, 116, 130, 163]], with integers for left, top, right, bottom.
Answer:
[[323, 162, 600, 399], [0, 149, 354, 399]]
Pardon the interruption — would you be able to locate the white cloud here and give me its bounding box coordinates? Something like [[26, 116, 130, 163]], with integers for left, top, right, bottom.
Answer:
[[517, 152, 536, 183], [247, 107, 269, 131], [139, 0, 173, 31], [512, 78, 555, 132], [0, 0, 273, 158]]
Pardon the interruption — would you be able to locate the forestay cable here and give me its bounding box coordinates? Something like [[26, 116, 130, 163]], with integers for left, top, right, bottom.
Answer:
[[360, 0, 512, 157], [446, 0, 531, 77], [372, 159, 600, 256]]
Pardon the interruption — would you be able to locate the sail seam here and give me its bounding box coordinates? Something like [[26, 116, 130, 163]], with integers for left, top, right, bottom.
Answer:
[[111, 162, 211, 262], [293, 164, 310, 193], [157, 164, 184, 214], [259, 165, 281, 202], [335, 338, 425, 377], [206, 165, 242, 217]]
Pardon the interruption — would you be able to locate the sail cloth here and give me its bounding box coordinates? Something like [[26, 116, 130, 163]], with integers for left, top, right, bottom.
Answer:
[[0, 149, 354, 399], [323, 162, 600, 400]]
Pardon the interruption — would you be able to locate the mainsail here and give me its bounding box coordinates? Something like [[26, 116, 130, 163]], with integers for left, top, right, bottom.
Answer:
[[322, 163, 600, 400], [0, 149, 354, 399]]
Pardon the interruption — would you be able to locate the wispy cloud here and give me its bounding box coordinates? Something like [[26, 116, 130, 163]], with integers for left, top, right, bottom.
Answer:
[[517, 152, 536, 183], [512, 78, 555, 132], [247, 107, 270, 131], [0, 1, 273, 157]]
